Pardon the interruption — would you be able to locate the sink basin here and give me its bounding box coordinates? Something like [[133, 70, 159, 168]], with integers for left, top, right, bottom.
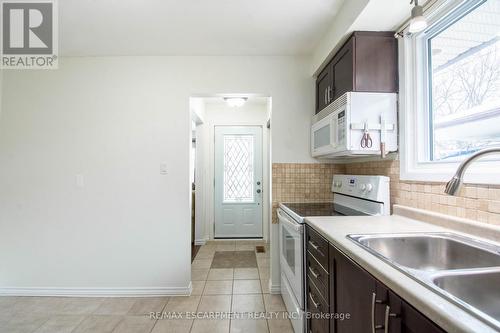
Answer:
[[349, 233, 500, 271], [348, 232, 500, 330], [433, 270, 500, 323]]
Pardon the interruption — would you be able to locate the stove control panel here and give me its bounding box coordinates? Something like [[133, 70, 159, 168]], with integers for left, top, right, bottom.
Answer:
[[332, 175, 390, 203]]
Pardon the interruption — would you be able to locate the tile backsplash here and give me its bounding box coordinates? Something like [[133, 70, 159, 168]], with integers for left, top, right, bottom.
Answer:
[[344, 160, 500, 226], [271, 160, 500, 226], [271, 163, 344, 223]]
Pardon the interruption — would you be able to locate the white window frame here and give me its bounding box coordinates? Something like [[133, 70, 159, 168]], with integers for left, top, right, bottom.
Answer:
[[399, 0, 500, 184]]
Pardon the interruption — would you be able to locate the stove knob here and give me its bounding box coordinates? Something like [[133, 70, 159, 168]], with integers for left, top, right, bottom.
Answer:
[[359, 184, 367, 192], [337, 181, 342, 188], [366, 184, 373, 192]]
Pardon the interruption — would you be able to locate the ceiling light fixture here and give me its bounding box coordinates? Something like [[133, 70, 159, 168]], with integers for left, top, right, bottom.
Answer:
[[409, 0, 428, 34], [224, 97, 247, 108]]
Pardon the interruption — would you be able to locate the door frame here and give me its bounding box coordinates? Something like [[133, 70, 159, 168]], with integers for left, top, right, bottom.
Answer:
[[213, 125, 264, 239], [191, 95, 272, 245]]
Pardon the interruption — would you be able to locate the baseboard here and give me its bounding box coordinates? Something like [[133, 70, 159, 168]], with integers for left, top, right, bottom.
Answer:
[[0, 284, 193, 297], [270, 282, 281, 294], [194, 238, 208, 246]]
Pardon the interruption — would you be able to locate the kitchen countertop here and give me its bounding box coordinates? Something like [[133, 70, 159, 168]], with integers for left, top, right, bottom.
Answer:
[[304, 206, 500, 333]]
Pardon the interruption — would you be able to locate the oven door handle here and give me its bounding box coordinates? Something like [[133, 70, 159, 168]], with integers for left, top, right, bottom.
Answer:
[[277, 209, 303, 233]]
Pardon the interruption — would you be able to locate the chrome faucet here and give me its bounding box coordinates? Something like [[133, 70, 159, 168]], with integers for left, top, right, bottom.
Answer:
[[444, 147, 500, 196]]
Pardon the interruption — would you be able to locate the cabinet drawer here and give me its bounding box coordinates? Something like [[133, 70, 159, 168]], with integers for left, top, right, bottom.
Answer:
[[307, 280, 330, 333], [306, 226, 329, 269], [306, 251, 329, 301], [307, 276, 329, 314]]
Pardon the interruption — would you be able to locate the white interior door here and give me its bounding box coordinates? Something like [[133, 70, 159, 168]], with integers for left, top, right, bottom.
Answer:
[[214, 126, 263, 238]]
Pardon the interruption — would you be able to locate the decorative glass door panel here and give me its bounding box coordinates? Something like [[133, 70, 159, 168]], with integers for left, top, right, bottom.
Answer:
[[223, 135, 254, 203]]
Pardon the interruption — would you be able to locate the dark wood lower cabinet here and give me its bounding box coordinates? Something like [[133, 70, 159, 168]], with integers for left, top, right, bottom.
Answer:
[[400, 300, 446, 333], [328, 244, 446, 333], [334, 249, 376, 332], [305, 225, 446, 333]]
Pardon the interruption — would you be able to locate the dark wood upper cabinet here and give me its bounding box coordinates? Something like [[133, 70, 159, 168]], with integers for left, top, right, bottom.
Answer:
[[316, 64, 333, 112], [315, 31, 398, 114], [353, 32, 398, 93], [331, 37, 354, 102]]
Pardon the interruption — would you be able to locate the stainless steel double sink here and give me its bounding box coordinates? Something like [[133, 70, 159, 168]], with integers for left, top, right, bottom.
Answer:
[[348, 233, 500, 330]]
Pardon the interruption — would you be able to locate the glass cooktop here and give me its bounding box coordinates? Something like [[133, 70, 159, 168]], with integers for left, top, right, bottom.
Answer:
[[281, 202, 368, 218], [281, 202, 340, 217]]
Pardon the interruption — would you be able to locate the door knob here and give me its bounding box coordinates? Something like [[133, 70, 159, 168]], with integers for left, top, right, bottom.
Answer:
[[257, 189, 261, 193]]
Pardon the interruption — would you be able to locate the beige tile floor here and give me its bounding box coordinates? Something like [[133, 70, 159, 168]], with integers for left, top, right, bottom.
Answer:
[[0, 240, 293, 333]]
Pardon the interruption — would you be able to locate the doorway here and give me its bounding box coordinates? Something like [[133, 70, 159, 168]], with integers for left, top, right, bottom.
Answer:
[[190, 95, 271, 244], [214, 126, 263, 238]]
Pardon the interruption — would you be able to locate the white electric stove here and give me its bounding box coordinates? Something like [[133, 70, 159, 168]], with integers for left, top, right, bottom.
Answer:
[[278, 175, 391, 333]]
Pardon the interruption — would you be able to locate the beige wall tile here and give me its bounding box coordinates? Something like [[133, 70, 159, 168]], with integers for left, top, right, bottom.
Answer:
[[488, 212, 500, 225], [272, 163, 345, 223], [488, 188, 500, 200], [345, 161, 500, 225], [488, 200, 500, 214], [271, 160, 499, 228], [477, 188, 490, 199]]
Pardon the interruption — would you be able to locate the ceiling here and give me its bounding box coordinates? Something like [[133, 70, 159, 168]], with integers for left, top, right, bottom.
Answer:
[[60, 0, 344, 56]]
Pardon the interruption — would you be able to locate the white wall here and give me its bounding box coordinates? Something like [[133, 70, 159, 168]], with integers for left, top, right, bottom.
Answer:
[[190, 97, 206, 125], [311, 0, 369, 75], [194, 100, 270, 244], [0, 56, 314, 295]]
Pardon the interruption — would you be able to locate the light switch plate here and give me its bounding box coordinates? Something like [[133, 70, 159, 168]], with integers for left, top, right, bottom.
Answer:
[[76, 174, 84, 187], [160, 163, 167, 175]]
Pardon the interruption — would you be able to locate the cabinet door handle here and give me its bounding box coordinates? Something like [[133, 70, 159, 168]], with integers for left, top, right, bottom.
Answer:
[[371, 293, 384, 333], [308, 240, 325, 257], [308, 266, 320, 279], [309, 292, 321, 309], [328, 86, 332, 102], [308, 240, 320, 250], [384, 305, 398, 333], [324, 88, 328, 105]]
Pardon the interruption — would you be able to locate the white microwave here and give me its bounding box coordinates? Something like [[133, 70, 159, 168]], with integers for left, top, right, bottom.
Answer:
[[311, 92, 398, 158]]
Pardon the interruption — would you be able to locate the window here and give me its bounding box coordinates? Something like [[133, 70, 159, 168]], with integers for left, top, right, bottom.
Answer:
[[223, 135, 254, 202], [428, 0, 500, 161], [400, 0, 500, 183]]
